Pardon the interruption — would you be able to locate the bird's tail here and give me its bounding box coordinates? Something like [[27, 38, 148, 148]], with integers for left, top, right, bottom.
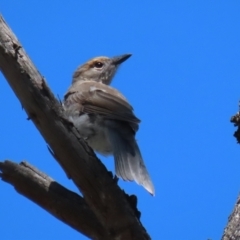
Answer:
[[108, 129, 155, 195]]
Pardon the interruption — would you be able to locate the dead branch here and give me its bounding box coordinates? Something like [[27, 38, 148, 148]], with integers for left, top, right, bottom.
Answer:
[[0, 160, 106, 240], [221, 194, 240, 240], [0, 15, 150, 240]]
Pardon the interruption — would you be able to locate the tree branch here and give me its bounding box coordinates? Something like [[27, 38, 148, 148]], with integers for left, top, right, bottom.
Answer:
[[221, 194, 240, 240], [230, 112, 240, 143], [0, 15, 150, 239], [0, 160, 107, 240], [224, 111, 240, 239]]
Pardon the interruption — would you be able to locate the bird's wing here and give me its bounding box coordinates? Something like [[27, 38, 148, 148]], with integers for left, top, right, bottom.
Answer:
[[64, 81, 140, 126]]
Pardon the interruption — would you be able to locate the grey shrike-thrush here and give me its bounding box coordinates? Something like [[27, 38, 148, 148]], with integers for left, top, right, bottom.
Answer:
[[63, 54, 155, 195]]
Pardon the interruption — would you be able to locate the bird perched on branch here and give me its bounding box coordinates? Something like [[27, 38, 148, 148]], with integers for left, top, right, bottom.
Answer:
[[63, 54, 155, 195]]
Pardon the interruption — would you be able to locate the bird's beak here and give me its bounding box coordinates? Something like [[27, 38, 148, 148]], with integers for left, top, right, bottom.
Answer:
[[112, 54, 132, 65]]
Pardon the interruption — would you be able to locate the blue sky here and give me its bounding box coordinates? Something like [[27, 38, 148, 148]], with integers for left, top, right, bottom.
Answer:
[[1, 1, 240, 239]]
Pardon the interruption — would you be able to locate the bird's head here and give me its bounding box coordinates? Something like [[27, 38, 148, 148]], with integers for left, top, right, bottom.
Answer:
[[72, 54, 131, 85]]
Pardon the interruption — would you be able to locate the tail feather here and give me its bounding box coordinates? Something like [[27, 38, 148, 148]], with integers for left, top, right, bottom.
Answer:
[[108, 129, 155, 195], [114, 141, 133, 181]]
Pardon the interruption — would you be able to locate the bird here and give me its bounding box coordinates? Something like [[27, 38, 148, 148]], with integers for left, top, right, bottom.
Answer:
[[63, 54, 155, 195]]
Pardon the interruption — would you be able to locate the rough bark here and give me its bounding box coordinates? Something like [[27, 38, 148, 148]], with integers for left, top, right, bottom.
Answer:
[[0, 15, 150, 240], [222, 112, 240, 239], [222, 194, 240, 240], [0, 160, 106, 240]]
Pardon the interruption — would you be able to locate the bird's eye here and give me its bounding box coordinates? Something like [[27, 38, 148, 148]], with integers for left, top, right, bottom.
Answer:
[[94, 62, 104, 68]]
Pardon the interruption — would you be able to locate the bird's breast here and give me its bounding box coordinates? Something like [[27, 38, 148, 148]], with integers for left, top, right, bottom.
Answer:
[[68, 113, 113, 156]]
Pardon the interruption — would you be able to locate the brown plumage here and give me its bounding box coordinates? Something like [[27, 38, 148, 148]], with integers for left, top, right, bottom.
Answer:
[[63, 54, 155, 195]]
